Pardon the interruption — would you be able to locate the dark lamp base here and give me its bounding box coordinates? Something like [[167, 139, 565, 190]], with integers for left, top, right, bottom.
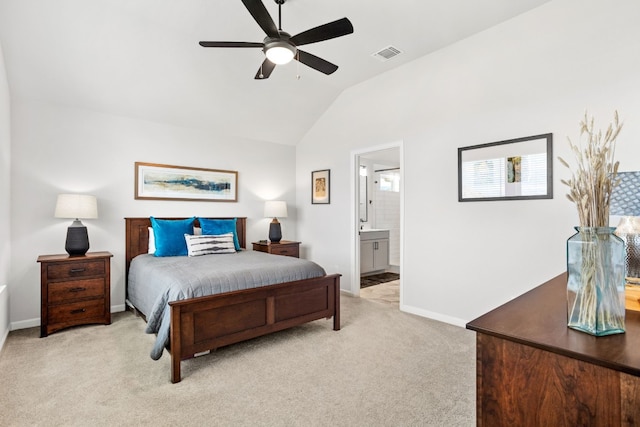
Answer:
[[65, 220, 90, 256], [269, 220, 282, 243]]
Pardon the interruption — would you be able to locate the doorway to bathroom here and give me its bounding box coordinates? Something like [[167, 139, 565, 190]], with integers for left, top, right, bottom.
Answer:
[[352, 142, 403, 307]]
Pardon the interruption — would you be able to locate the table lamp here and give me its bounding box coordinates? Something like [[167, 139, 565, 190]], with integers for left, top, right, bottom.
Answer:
[[54, 194, 98, 256], [610, 172, 640, 284], [264, 200, 287, 243]]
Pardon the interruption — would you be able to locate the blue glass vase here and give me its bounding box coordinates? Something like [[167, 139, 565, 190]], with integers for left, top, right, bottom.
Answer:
[[566, 227, 626, 336]]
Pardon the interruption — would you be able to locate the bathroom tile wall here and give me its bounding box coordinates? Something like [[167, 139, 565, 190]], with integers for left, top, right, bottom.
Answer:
[[374, 170, 400, 267]]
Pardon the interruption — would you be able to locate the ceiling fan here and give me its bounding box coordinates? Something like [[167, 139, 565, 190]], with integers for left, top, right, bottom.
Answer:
[[199, 0, 354, 80]]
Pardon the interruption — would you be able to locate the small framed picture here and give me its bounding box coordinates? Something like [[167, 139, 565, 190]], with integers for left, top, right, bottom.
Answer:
[[311, 169, 330, 204]]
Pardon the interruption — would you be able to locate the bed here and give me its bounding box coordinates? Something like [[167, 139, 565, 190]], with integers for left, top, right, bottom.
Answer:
[[125, 217, 341, 383]]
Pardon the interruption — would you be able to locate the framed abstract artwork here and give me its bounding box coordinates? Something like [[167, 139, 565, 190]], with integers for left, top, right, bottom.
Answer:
[[135, 162, 238, 202], [458, 133, 553, 202], [311, 169, 330, 204]]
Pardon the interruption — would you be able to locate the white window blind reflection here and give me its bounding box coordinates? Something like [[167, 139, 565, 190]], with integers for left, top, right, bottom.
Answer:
[[461, 153, 546, 198]]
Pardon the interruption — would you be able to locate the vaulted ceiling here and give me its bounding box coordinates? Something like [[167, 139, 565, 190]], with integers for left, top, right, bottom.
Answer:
[[0, 0, 549, 145]]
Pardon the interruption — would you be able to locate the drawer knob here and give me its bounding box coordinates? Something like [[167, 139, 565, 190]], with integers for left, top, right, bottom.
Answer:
[[69, 287, 87, 293], [69, 268, 86, 274], [70, 308, 87, 315]]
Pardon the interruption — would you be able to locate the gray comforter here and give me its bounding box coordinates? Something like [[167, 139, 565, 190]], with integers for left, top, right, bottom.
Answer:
[[127, 250, 326, 360]]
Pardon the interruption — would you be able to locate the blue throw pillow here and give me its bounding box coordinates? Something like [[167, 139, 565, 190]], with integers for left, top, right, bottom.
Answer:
[[150, 217, 195, 257], [198, 218, 240, 250]]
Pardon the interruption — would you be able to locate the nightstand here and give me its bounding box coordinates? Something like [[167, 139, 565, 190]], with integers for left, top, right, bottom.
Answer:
[[252, 240, 300, 258], [37, 251, 113, 337]]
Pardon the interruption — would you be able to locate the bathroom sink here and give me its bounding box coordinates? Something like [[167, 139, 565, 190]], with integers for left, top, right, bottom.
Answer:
[[359, 229, 389, 240]]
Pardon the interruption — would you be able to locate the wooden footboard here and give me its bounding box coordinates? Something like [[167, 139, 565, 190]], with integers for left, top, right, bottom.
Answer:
[[169, 273, 341, 383]]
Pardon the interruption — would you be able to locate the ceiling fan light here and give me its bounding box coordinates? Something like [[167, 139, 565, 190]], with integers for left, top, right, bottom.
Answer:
[[265, 42, 296, 65]]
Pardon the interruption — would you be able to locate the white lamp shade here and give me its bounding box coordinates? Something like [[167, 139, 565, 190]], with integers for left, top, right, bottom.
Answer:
[[264, 200, 288, 218], [265, 43, 296, 65], [54, 194, 98, 219]]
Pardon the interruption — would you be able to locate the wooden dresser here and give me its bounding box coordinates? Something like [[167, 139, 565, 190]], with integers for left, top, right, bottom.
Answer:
[[252, 240, 300, 258], [466, 273, 640, 426], [38, 251, 113, 337]]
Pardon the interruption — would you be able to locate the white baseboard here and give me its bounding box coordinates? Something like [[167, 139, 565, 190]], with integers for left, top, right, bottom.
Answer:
[[111, 304, 126, 313], [0, 325, 8, 355], [341, 285, 468, 329], [0, 285, 7, 353], [399, 304, 468, 328], [10, 317, 39, 330]]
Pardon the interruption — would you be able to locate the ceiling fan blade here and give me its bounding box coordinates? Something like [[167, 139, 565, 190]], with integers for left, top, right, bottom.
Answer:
[[296, 50, 338, 75], [254, 58, 277, 80], [242, 0, 279, 39], [199, 41, 264, 48], [290, 18, 354, 46]]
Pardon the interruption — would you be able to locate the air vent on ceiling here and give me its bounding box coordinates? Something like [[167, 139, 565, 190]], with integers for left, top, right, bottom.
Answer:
[[372, 45, 402, 62]]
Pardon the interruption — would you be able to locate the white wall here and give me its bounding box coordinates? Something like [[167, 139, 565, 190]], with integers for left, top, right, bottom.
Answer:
[[296, 0, 640, 325], [9, 101, 297, 328], [0, 40, 10, 349]]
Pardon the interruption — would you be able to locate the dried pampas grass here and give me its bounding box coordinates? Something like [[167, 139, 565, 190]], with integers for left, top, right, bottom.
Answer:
[[558, 111, 623, 227], [562, 111, 626, 336]]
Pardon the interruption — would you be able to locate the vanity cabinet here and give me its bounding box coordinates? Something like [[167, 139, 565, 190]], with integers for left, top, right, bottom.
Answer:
[[360, 230, 389, 274]]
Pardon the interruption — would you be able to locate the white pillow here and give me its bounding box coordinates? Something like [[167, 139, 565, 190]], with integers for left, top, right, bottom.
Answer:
[[148, 227, 156, 254], [184, 233, 236, 257], [148, 226, 201, 254]]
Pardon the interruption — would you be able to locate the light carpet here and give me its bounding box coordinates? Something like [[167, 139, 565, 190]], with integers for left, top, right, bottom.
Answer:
[[0, 294, 476, 426], [360, 280, 400, 306]]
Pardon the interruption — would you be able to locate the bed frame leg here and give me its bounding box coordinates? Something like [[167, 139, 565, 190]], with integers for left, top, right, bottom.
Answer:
[[170, 305, 182, 383], [171, 355, 181, 384]]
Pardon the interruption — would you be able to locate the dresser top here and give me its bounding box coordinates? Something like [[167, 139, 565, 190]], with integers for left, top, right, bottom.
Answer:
[[466, 272, 640, 377]]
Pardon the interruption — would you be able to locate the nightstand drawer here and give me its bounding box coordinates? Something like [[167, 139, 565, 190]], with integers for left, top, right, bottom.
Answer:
[[252, 241, 301, 258], [47, 260, 105, 280], [270, 246, 299, 257], [48, 278, 105, 304], [48, 298, 106, 323]]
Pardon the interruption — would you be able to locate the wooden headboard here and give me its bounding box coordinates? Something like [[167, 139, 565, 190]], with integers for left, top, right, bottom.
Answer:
[[124, 217, 247, 281]]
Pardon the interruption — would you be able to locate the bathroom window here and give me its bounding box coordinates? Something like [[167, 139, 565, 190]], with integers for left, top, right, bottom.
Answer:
[[379, 171, 400, 192]]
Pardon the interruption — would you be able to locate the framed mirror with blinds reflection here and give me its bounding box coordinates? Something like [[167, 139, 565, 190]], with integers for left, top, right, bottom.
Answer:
[[458, 133, 553, 202]]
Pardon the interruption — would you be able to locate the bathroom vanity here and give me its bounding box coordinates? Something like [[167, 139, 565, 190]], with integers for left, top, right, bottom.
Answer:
[[360, 229, 390, 275]]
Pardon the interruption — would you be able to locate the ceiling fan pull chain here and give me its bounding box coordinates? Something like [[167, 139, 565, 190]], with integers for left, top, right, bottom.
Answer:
[[296, 50, 301, 80]]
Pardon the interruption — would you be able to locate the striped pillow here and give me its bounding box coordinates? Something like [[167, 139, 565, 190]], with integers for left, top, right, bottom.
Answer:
[[184, 233, 236, 256]]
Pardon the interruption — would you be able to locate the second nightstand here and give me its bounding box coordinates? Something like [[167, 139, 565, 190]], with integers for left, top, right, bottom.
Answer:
[[252, 240, 300, 258]]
